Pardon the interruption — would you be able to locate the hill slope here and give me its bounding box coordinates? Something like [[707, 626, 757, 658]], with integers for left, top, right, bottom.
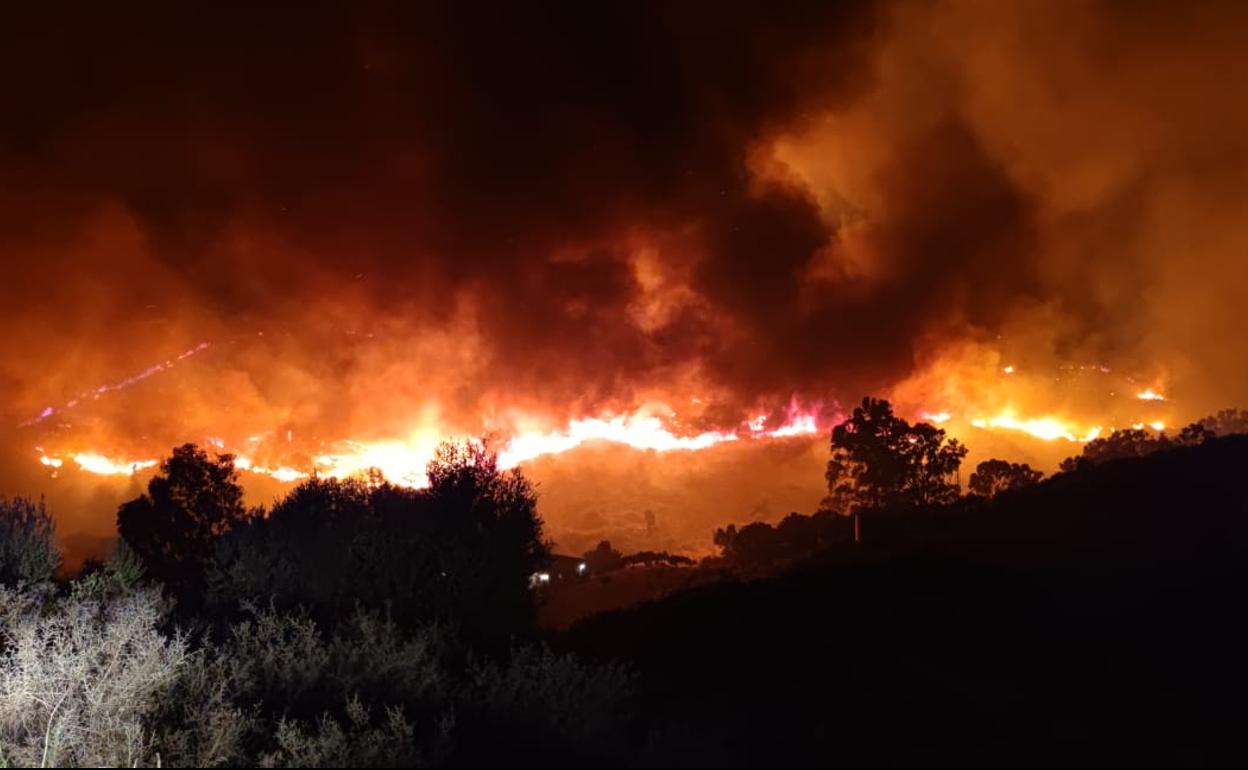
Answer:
[[563, 436, 1248, 765]]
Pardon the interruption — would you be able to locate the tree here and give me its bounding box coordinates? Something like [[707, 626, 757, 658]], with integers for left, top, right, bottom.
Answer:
[[1177, 422, 1216, 446], [620, 551, 695, 568], [1059, 428, 1167, 473], [421, 440, 550, 641], [118, 444, 252, 605], [209, 440, 549, 644], [968, 459, 1043, 498], [823, 397, 968, 516], [0, 497, 61, 585], [1198, 408, 1248, 437], [582, 541, 624, 573]]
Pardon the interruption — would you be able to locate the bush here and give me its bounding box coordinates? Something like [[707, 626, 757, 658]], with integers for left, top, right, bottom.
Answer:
[[71, 539, 146, 603], [0, 497, 61, 586], [154, 606, 629, 767], [0, 586, 185, 767], [152, 605, 453, 767]]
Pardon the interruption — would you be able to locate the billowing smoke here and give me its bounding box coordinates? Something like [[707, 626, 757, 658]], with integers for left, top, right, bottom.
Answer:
[[3, 1, 1247, 556]]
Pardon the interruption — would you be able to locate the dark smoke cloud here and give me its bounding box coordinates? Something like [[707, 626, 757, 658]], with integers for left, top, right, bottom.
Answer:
[[0, 1, 880, 432]]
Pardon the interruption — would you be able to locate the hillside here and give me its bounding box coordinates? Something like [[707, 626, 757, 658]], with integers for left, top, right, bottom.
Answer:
[[562, 435, 1248, 765]]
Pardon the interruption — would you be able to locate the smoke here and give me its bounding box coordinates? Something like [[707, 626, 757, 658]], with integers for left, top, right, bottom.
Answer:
[[3, 1, 1248, 554]]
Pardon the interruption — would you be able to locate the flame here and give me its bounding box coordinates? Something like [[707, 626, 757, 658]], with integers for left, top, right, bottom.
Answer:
[[233, 456, 309, 484], [33, 404, 824, 488], [970, 410, 1103, 442], [69, 452, 158, 476], [1137, 389, 1166, 401]]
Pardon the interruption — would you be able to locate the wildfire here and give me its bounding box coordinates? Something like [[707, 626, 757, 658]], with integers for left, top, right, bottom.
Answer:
[[33, 404, 825, 488], [66, 452, 159, 476], [233, 457, 309, 484], [24, 348, 1185, 487], [969, 411, 1103, 443]]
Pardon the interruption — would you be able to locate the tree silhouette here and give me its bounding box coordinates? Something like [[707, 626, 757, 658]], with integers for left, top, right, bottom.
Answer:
[[583, 541, 625, 572], [118, 443, 252, 605], [1059, 428, 1167, 472], [620, 551, 695, 568], [968, 459, 1043, 498], [823, 397, 967, 516], [209, 439, 548, 643], [1198, 408, 1248, 437], [422, 439, 550, 640], [1177, 422, 1216, 446]]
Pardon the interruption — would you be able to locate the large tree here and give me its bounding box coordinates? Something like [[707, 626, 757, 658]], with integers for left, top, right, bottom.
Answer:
[[823, 397, 967, 516], [118, 443, 252, 605]]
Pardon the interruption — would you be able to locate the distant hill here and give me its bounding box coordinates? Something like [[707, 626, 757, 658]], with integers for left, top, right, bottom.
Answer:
[[561, 435, 1248, 765]]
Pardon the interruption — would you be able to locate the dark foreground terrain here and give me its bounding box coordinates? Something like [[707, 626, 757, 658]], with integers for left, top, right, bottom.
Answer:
[[561, 435, 1248, 766]]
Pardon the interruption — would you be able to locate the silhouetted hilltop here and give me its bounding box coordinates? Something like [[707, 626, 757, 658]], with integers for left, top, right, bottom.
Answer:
[[563, 435, 1248, 765]]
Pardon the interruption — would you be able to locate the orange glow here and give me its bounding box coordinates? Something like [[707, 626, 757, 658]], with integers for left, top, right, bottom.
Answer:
[[69, 452, 158, 476], [970, 411, 1103, 443], [32, 404, 826, 487], [233, 456, 309, 484], [1137, 389, 1166, 401]]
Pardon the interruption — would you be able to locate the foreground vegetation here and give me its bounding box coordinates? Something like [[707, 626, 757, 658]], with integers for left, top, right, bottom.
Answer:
[[0, 443, 630, 767]]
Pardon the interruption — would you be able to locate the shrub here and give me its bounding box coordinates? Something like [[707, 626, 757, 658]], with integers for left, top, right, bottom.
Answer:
[[0, 497, 61, 586], [153, 606, 630, 767], [71, 539, 146, 603], [0, 586, 185, 767], [153, 606, 455, 767]]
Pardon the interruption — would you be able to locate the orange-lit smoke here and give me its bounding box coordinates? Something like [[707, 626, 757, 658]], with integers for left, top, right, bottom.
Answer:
[[3, 1, 1248, 558]]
